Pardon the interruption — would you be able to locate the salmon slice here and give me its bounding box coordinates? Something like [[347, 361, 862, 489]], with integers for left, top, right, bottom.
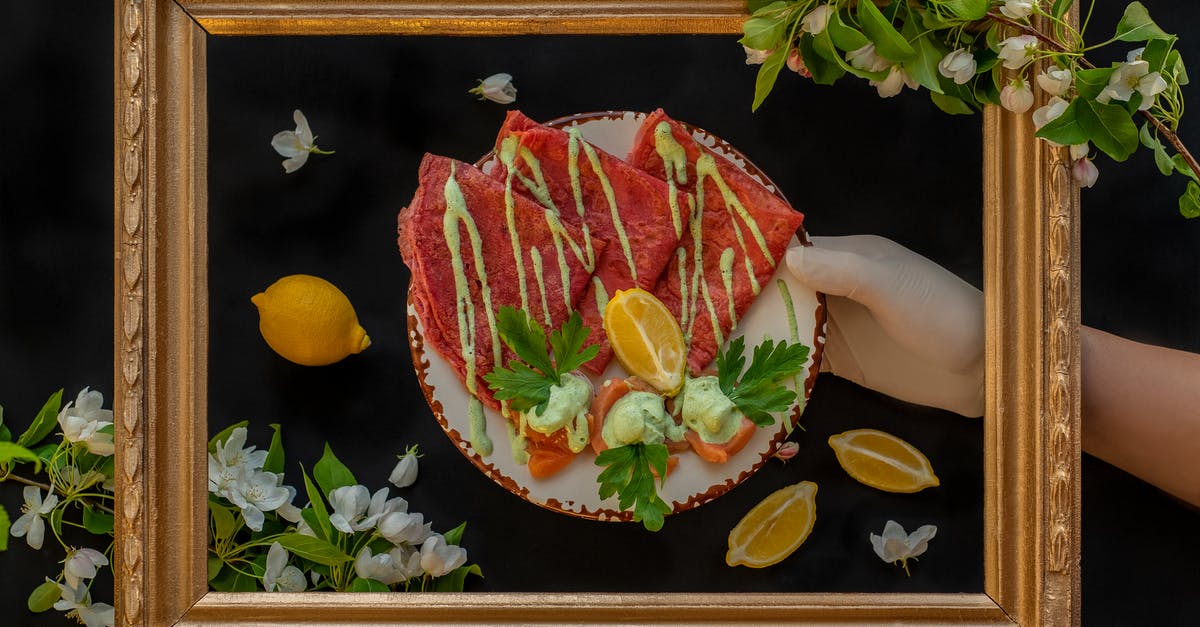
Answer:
[[684, 417, 757, 464]]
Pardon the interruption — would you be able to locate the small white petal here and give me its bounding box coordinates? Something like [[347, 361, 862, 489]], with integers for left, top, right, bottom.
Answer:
[[272, 131, 307, 158], [282, 153, 309, 174], [293, 109, 314, 147]]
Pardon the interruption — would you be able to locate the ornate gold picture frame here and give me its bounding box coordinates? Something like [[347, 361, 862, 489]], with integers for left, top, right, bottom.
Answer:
[[113, 1, 1080, 624]]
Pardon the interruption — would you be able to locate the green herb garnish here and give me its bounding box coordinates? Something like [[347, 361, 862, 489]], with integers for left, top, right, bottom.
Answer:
[[483, 306, 599, 416], [595, 443, 671, 532], [716, 336, 810, 427]]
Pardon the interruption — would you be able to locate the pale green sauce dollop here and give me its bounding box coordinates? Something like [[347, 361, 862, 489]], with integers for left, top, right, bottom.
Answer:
[[523, 373, 592, 453], [468, 397, 494, 457], [678, 376, 741, 444], [601, 391, 685, 448]]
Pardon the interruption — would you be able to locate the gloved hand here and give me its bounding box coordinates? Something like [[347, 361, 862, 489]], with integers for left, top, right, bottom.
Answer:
[[786, 235, 984, 417]]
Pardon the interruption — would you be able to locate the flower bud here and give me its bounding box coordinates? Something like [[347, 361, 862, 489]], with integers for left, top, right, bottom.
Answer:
[[1036, 65, 1073, 97], [1032, 96, 1069, 129], [389, 446, 420, 488], [1000, 78, 1034, 114], [1072, 158, 1099, 188], [938, 49, 977, 85]]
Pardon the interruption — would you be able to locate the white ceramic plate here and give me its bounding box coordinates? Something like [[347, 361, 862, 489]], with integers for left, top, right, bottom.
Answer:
[[407, 111, 826, 522]]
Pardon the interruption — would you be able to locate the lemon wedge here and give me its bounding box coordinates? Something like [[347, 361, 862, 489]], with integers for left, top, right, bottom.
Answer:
[[725, 480, 817, 568], [828, 428, 940, 493], [602, 288, 686, 395]]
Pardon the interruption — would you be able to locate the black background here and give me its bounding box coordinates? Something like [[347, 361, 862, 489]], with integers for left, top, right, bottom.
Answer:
[[1, 1, 1197, 624]]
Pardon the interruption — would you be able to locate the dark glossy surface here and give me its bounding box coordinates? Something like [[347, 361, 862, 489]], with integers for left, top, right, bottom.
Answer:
[[0, 1, 1195, 624]]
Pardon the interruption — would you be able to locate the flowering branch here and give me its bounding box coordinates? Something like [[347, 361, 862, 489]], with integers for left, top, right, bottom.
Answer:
[[742, 0, 1200, 217]]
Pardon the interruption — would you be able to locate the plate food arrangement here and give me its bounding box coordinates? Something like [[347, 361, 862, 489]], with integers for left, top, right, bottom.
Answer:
[[398, 109, 826, 530]]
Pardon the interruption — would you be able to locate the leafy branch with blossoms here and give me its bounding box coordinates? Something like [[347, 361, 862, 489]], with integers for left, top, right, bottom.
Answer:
[[742, 0, 1198, 217], [206, 424, 480, 592], [2, 388, 117, 626]]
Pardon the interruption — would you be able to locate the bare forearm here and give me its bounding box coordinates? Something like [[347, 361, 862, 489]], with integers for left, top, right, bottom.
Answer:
[[1081, 326, 1200, 507]]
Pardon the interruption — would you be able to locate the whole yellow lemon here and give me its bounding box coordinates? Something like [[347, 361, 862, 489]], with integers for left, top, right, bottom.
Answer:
[[250, 274, 371, 366]]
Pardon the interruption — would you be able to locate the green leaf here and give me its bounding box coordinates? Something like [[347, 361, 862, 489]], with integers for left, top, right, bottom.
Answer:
[[746, 0, 783, 14], [1173, 154, 1199, 183], [931, 91, 974, 115], [826, 9, 868, 52], [484, 362, 551, 413], [263, 423, 285, 475], [17, 389, 63, 448], [1036, 100, 1090, 146], [901, 19, 945, 94], [0, 404, 9, 442], [943, 0, 989, 21], [82, 507, 114, 535], [210, 501, 237, 543], [595, 443, 671, 531], [1141, 124, 1176, 175], [313, 443, 356, 496], [718, 338, 809, 426], [740, 10, 787, 50], [0, 504, 9, 551], [1167, 50, 1189, 85], [800, 35, 845, 85], [815, 29, 887, 81], [27, 580, 61, 612], [49, 507, 63, 537], [752, 46, 788, 111], [209, 563, 262, 592], [857, 0, 915, 62], [548, 311, 599, 376], [1180, 181, 1200, 218], [208, 420, 249, 455], [348, 577, 391, 592], [207, 555, 224, 582], [1141, 37, 1176, 74], [31, 443, 57, 464], [1115, 2, 1172, 42], [1051, 0, 1073, 18], [494, 306, 555, 377], [433, 564, 484, 592], [0, 441, 41, 471], [443, 521, 467, 546], [274, 532, 354, 567], [301, 465, 332, 540], [1074, 68, 1115, 101], [1075, 98, 1140, 162]]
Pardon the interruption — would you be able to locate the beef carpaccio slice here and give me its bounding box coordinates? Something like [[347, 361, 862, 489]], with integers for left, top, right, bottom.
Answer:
[[398, 153, 606, 411], [490, 111, 684, 374], [627, 109, 805, 373]]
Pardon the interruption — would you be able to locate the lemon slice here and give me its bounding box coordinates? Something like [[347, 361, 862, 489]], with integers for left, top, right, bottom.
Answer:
[[726, 480, 817, 568], [251, 274, 371, 366], [828, 429, 940, 493], [602, 288, 686, 395]]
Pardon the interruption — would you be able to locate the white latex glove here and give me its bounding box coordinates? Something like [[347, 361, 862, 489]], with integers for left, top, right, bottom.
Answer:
[[786, 235, 984, 417]]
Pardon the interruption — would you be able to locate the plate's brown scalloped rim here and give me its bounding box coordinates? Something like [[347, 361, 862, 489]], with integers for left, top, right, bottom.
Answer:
[[409, 110, 827, 522]]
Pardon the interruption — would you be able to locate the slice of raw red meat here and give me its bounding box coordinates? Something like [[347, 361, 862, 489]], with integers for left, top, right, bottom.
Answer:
[[627, 109, 805, 373], [398, 153, 605, 411], [491, 111, 683, 374]]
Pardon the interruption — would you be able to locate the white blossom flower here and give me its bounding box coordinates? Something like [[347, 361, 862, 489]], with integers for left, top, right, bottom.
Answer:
[[354, 546, 408, 586], [998, 35, 1039, 70], [393, 544, 426, 580], [870, 520, 937, 576], [213, 427, 267, 472], [800, 5, 832, 35], [52, 578, 114, 627], [57, 388, 114, 457], [270, 109, 333, 173], [846, 43, 891, 73], [1097, 60, 1168, 111], [354, 487, 408, 532], [468, 72, 517, 104], [1000, 78, 1035, 113], [11, 486, 58, 550], [389, 445, 421, 488], [999, 0, 1038, 21], [263, 542, 306, 592], [225, 470, 292, 531], [328, 484, 371, 534], [742, 45, 773, 66], [870, 66, 916, 98], [938, 49, 977, 85], [1032, 96, 1070, 129], [1036, 64, 1073, 97], [420, 533, 468, 577], [1073, 157, 1100, 188], [1070, 142, 1091, 161], [378, 510, 431, 546], [1127, 47, 1146, 62], [64, 548, 109, 589]]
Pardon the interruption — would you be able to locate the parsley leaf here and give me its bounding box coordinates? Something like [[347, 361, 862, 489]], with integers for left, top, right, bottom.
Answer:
[[717, 337, 810, 427], [595, 443, 671, 532], [483, 306, 599, 416]]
